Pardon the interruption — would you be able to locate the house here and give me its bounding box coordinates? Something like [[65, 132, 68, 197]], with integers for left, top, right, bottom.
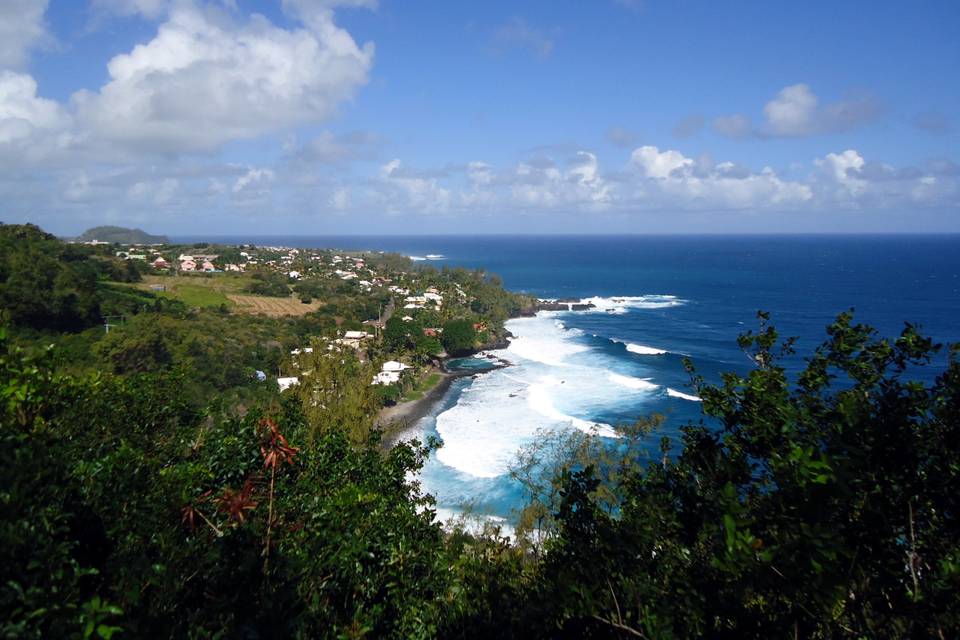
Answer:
[[473, 322, 487, 331], [423, 328, 439, 337], [288, 270, 301, 279], [277, 377, 299, 392], [224, 263, 243, 272], [152, 257, 169, 269], [336, 331, 371, 349], [201, 261, 216, 272], [372, 371, 401, 385], [180, 260, 197, 272], [372, 360, 410, 386]]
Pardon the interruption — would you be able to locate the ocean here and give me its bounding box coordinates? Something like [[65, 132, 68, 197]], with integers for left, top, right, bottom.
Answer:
[[178, 234, 960, 525]]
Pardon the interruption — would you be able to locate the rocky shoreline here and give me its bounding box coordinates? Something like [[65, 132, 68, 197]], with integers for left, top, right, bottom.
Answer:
[[377, 333, 514, 442], [531, 298, 596, 312]]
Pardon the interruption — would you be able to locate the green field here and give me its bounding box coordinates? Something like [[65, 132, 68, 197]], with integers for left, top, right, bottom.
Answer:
[[132, 274, 251, 309], [162, 283, 232, 308], [401, 372, 442, 402]]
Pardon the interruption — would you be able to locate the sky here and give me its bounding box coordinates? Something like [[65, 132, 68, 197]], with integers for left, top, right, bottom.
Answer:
[[1, 0, 958, 236]]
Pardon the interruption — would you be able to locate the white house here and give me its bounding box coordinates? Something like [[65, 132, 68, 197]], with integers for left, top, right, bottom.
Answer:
[[372, 371, 401, 385], [277, 377, 299, 392], [382, 361, 410, 373]]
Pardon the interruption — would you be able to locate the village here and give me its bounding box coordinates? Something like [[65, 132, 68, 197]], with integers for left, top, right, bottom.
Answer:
[[82, 236, 525, 421]]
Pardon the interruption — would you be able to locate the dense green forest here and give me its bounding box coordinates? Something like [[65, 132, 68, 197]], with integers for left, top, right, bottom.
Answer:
[[2, 224, 958, 638]]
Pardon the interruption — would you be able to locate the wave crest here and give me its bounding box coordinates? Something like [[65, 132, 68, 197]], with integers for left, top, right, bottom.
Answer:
[[667, 388, 702, 402]]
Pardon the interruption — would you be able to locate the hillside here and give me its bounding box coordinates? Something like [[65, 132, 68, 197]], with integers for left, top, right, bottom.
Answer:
[[75, 225, 169, 244]]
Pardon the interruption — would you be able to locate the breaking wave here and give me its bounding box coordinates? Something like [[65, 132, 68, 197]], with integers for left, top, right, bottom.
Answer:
[[667, 388, 702, 402]]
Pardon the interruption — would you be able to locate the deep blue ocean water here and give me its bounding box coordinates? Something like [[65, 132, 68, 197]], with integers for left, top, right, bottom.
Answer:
[[179, 235, 960, 526]]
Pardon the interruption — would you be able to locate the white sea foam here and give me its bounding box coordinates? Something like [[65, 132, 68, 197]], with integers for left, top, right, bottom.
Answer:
[[579, 294, 684, 314], [434, 314, 627, 477], [425, 254, 445, 260], [528, 381, 618, 438], [408, 255, 427, 261], [625, 343, 668, 355], [667, 388, 702, 402], [609, 373, 659, 391], [507, 331, 588, 367]]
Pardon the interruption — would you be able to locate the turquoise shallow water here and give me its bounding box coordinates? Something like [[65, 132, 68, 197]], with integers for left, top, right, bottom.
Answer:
[[181, 235, 960, 523]]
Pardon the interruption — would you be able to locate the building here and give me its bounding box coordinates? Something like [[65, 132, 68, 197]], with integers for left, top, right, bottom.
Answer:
[[372, 361, 410, 385], [277, 377, 299, 392]]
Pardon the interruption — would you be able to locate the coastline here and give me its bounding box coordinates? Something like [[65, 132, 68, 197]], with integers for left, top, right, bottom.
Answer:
[[377, 338, 514, 443]]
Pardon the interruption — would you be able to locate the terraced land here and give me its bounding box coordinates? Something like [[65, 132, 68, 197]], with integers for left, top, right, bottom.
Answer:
[[227, 294, 323, 316], [130, 275, 320, 315]]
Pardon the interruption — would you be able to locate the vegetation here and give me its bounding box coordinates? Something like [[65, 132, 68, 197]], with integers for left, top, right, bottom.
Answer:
[[2, 224, 957, 638], [402, 372, 443, 402], [441, 319, 478, 357], [74, 225, 169, 244]]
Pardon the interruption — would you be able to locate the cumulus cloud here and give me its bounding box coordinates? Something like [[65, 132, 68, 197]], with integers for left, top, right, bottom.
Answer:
[[491, 18, 555, 59], [377, 159, 451, 213], [628, 145, 812, 208], [72, 3, 374, 153], [715, 84, 880, 139], [0, 0, 50, 69], [0, 71, 70, 144], [631, 146, 693, 179]]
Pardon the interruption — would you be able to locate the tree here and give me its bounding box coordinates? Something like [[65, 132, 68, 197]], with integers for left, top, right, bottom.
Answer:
[[441, 319, 477, 357], [531, 312, 960, 638]]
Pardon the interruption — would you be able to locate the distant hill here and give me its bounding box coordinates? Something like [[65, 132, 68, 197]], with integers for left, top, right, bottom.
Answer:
[[75, 226, 169, 244]]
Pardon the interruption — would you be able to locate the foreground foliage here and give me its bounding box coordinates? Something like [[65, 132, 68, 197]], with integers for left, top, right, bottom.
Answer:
[[2, 293, 957, 638], [532, 312, 959, 638]]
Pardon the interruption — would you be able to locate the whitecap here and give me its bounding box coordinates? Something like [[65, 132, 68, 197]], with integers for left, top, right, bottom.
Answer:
[[667, 388, 702, 402], [625, 343, 668, 355], [609, 373, 659, 391], [528, 382, 618, 438], [408, 255, 427, 261], [579, 294, 684, 314]]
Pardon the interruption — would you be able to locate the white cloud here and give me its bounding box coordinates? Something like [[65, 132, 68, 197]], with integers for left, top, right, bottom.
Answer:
[[627, 145, 812, 209], [0, 0, 50, 69], [631, 146, 693, 179], [763, 84, 819, 136], [378, 159, 451, 213], [73, 3, 374, 153], [715, 84, 879, 139], [0, 71, 69, 144], [233, 167, 274, 193]]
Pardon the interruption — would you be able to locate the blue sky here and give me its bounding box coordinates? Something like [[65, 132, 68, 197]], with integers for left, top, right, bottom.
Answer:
[[1, 0, 958, 235]]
